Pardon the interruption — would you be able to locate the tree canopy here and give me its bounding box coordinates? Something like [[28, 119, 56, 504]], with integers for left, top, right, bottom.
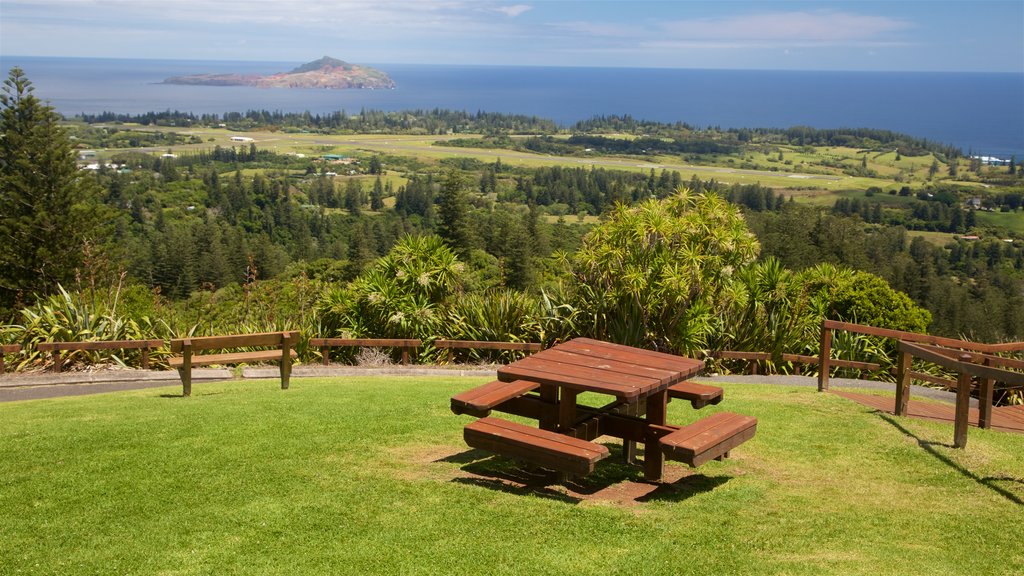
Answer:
[[0, 67, 107, 312]]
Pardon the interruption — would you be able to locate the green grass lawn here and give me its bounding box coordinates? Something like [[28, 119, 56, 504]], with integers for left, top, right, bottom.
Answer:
[[3, 377, 1021, 575]]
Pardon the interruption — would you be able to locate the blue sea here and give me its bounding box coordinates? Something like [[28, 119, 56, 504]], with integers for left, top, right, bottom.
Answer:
[[3, 56, 1023, 159]]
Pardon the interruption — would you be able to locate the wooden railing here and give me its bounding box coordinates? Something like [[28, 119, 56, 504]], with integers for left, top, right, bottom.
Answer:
[[897, 341, 1024, 448], [708, 350, 880, 376], [35, 339, 164, 372], [817, 319, 1024, 392], [434, 339, 543, 364], [1, 344, 22, 375], [309, 338, 421, 365], [309, 338, 544, 366]]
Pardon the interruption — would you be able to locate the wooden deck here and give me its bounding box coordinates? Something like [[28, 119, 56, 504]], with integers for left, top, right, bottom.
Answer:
[[832, 391, 1024, 434]]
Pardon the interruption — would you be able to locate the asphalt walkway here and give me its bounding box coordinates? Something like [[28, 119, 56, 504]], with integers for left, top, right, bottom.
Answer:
[[0, 367, 963, 404]]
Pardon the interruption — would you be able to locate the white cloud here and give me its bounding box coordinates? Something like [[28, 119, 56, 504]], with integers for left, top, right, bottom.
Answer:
[[494, 4, 532, 18], [659, 10, 913, 43]]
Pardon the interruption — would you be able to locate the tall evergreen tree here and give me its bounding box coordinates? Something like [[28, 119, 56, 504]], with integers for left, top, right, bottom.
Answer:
[[436, 168, 475, 254], [0, 67, 107, 311]]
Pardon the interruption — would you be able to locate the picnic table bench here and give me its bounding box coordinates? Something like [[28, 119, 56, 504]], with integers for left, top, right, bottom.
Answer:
[[169, 331, 297, 397], [451, 338, 757, 483], [1, 344, 21, 375], [36, 339, 164, 372]]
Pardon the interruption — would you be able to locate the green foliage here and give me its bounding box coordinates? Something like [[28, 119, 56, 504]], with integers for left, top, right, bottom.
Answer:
[[817, 269, 932, 334], [709, 258, 823, 373], [436, 168, 476, 254], [1, 284, 163, 370], [565, 189, 760, 354], [0, 68, 111, 312], [442, 289, 543, 362], [317, 235, 464, 342]]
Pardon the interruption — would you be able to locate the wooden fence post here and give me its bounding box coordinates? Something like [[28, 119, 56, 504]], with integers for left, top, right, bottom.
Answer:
[[953, 355, 973, 448], [894, 347, 912, 417], [978, 357, 994, 430], [817, 321, 832, 391], [180, 340, 193, 397], [280, 332, 292, 390], [321, 345, 330, 366]]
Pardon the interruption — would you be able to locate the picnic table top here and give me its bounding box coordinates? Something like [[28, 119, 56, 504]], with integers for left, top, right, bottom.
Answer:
[[497, 338, 704, 400]]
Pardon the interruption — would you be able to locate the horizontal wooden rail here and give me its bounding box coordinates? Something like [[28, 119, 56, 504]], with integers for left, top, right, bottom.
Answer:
[[896, 341, 1024, 448], [37, 339, 164, 372], [169, 332, 296, 353], [818, 319, 1024, 392], [434, 339, 543, 364], [911, 343, 1024, 373], [1, 344, 22, 375], [823, 319, 1024, 354], [309, 338, 420, 365], [708, 350, 877, 376], [905, 370, 957, 389]]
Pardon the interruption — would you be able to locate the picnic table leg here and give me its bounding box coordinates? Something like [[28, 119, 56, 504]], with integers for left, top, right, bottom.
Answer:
[[644, 390, 669, 482], [558, 389, 578, 432], [538, 384, 559, 432], [620, 402, 642, 465]]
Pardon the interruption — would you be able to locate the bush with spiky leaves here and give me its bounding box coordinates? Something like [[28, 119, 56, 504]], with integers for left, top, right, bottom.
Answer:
[[317, 235, 464, 342], [443, 289, 543, 363], [564, 189, 759, 354]]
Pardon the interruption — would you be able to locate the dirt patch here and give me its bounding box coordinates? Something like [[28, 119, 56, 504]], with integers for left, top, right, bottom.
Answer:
[[397, 443, 736, 508]]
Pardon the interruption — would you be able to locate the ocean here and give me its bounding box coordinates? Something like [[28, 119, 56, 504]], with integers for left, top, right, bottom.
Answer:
[[2, 56, 1022, 159]]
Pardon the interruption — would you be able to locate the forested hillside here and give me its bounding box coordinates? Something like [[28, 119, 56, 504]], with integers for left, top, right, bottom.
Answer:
[[2, 67, 1023, 358]]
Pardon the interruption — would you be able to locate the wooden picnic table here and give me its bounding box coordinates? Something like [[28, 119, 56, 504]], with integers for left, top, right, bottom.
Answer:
[[452, 338, 757, 483]]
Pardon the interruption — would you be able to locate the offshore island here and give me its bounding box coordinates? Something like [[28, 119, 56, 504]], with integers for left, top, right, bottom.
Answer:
[[162, 56, 395, 89]]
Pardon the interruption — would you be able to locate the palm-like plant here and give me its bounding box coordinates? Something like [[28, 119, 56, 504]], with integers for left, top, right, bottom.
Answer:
[[316, 235, 464, 343], [566, 189, 760, 354]]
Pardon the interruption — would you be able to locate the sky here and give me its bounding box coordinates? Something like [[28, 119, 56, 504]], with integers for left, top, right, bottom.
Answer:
[[1, 0, 1022, 72]]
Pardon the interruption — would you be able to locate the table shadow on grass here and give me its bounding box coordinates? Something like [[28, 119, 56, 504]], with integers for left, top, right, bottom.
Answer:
[[879, 414, 1023, 505], [440, 444, 731, 505]]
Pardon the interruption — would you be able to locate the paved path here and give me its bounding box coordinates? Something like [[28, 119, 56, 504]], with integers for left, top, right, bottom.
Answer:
[[0, 368, 962, 404], [0, 366, 496, 402]]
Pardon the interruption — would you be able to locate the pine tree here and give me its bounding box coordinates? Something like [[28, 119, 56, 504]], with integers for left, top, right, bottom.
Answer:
[[370, 176, 385, 211], [436, 168, 475, 254], [0, 67, 107, 310]]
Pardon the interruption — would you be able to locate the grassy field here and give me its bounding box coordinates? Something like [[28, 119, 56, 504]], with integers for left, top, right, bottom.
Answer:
[[2, 376, 1022, 575], [977, 211, 1024, 235]]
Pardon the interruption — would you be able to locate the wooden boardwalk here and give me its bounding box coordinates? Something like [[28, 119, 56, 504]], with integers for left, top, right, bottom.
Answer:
[[832, 391, 1024, 434]]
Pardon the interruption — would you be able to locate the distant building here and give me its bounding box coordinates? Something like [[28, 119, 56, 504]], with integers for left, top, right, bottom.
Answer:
[[971, 155, 1009, 166], [230, 136, 255, 142]]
